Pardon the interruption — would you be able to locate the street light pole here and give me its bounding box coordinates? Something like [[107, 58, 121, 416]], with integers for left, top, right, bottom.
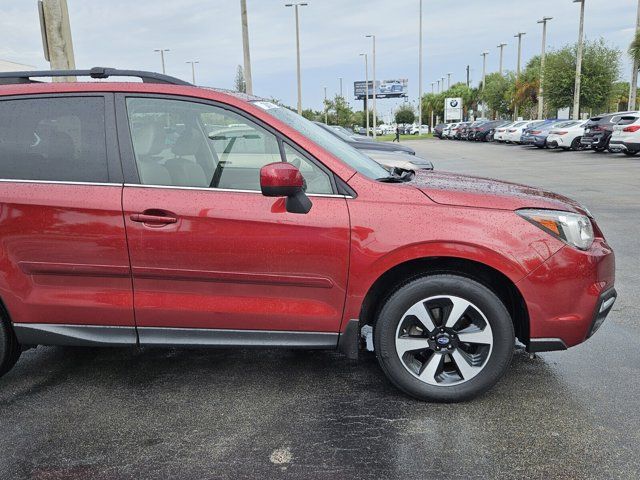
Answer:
[[481, 51, 489, 118], [497, 43, 507, 75], [630, 0, 640, 110], [324, 86, 328, 124], [437, 79, 440, 92], [418, 0, 424, 136], [431, 82, 435, 94], [447, 72, 452, 90], [240, 0, 253, 94], [154, 48, 170, 74], [441, 76, 445, 92], [573, 0, 586, 120], [537, 17, 553, 119], [360, 53, 369, 137], [366, 34, 377, 138], [285, 2, 308, 114], [339, 77, 343, 97], [186, 60, 199, 85], [514, 32, 526, 119]]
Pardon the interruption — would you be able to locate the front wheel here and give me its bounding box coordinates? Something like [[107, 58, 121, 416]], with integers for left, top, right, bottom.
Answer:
[[623, 150, 638, 156], [374, 275, 514, 402], [0, 311, 21, 377]]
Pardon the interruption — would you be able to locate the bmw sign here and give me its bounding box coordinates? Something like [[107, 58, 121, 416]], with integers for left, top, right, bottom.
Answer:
[[445, 97, 463, 121]]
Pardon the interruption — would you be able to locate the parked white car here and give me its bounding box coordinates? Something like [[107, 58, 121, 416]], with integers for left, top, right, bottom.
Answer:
[[546, 121, 588, 151], [494, 122, 515, 142], [504, 121, 534, 144], [609, 114, 640, 156], [410, 124, 430, 135], [443, 123, 459, 139]]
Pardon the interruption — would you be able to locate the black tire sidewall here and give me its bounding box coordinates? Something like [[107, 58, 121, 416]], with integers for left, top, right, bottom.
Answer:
[[374, 275, 514, 402]]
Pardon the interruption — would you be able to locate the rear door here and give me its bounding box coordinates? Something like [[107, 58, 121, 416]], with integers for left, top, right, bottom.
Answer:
[[116, 95, 350, 340], [0, 94, 136, 343]]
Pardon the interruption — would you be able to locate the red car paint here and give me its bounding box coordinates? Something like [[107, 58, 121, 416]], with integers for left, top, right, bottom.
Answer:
[[0, 81, 615, 351]]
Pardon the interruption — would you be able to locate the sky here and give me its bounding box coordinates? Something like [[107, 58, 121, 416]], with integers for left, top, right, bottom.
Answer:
[[0, 0, 637, 119]]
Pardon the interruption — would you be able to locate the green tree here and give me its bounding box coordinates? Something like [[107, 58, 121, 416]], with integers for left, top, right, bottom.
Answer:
[[395, 104, 415, 124], [422, 83, 479, 123], [610, 81, 630, 112], [234, 65, 246, 93], [324, 96, 354, 127], [543, 39, 621, 115], [301, 108, 322, 122], [482, 72, 515, 118]]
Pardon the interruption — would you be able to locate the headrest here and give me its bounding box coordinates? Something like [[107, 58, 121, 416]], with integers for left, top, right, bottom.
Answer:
[[172, 128, 200, 156]]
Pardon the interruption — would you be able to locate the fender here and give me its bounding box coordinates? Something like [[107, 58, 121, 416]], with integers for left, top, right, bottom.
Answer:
[[341, 240, 537, 329]]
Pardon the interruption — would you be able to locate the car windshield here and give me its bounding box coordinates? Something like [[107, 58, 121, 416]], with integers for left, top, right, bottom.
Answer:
[[316, 122, 354, 142], [253, 101, 390, 180]]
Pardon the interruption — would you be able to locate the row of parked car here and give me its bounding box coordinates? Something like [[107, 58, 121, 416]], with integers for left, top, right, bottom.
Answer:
[[433, 111, 640, 155]]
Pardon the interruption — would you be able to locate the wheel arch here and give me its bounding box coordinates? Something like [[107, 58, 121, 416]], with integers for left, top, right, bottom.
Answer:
[[359, 256, 530, 345]]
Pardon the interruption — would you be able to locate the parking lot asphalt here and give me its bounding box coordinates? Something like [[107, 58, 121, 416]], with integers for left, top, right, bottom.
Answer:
[[1, 140, 639, 480]]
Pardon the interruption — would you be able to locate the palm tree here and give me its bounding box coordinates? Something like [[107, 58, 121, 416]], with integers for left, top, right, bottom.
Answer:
[[629, 30, 640, 109]]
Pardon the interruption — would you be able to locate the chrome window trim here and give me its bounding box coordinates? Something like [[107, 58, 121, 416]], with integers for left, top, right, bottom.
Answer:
[[122, 183, 353, 199], [0, 179, 121, 187]]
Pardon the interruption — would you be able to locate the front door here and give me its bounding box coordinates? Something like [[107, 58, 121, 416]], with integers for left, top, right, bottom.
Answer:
[[117, 95, 350, 338]]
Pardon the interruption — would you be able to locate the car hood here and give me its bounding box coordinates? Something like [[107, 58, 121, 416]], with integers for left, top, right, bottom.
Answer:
[[409, 170, 586, 213]]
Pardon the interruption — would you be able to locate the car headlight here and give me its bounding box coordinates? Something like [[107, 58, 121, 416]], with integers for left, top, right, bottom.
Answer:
[[518, 209, 594, 250]]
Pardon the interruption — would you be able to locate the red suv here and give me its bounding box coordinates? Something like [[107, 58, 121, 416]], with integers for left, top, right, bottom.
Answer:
[[0, 69, 616, 402]]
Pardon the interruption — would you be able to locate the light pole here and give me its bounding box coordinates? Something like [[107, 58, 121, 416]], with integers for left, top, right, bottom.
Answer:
[[437, 79, 440, 92], [240, 0, 253, 95], [537, 17, 552, 119], [630, 0, 640, 110], [285, 2, 308, 114], [324, 86, 328, 124], [497, 43, 507, 75], [186, 60, 199, 85], [154, 48, 170, 74], [514, 32, 526, 119], [481, 51, 489, 118], [338, 77, 343, 97], [366, 34, 377, 138], [573, 0, 586, 119], [441, 76, 445, 92], [447, 72, 452, 90], [418, 0, 424, 135], [360, 53, 369, 136], [431, 81, 435, 94]]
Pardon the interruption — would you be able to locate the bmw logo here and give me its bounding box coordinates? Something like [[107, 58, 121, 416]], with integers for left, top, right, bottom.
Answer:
[[436, 336, 450, 345], [450, 100, 459, 107]]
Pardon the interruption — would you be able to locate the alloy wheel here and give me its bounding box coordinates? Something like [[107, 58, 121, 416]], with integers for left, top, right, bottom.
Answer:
[[394, 295, 493, 387]]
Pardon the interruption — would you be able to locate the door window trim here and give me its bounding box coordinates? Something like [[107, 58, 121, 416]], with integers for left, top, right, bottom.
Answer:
[[114, 93, 345, 196], [0, 92, 123, 184]]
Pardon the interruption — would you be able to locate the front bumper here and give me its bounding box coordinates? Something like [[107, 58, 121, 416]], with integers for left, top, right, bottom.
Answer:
[[517, 238, 615, 351]]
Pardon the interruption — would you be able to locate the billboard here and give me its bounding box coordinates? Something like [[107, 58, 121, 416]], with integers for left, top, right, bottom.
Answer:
[[354, 79, 408, 100], [445, 97, 463, 121]]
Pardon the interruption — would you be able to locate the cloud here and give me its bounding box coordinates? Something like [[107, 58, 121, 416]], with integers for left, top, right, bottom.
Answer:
[[0, 0, 636, 110]]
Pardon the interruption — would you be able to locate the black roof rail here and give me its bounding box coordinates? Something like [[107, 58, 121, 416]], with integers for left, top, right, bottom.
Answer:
[[0, 67, 192, 86]]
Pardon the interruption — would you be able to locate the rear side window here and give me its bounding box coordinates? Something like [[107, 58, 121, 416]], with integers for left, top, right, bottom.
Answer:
[[618, 116, 638, 126], [0, 97, 108, 182]]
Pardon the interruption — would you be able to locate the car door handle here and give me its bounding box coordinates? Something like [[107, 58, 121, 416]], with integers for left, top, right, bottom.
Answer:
[[130, 213, 178, 225]]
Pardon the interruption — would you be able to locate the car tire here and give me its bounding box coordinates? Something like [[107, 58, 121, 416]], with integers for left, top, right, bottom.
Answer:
[[623, 150, 639, 156], [374, 274, 514, 402], [570, 137, 583, 151], [0, 310, 21, 378]]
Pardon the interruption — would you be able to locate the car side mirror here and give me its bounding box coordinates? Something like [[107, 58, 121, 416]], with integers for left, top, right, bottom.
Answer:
[[260, 162, 312, 214]]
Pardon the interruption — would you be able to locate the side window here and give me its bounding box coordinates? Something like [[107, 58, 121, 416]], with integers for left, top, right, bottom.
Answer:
[[126, 98, 281, 191], [282, 144, 333, 194], [0, 97, 108, 182]]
